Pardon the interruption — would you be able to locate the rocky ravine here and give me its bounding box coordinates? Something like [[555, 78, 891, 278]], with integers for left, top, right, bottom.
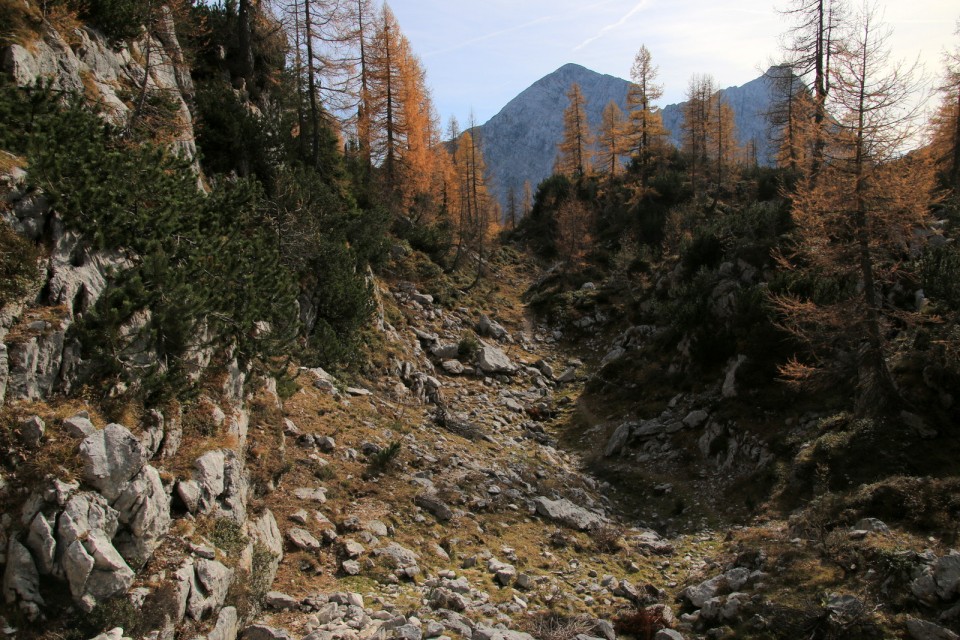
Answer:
[[6, 245, 960, 640], [1, 18, 959, 640]]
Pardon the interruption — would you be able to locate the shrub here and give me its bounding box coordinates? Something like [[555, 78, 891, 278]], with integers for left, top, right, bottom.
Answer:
[[521, 613, 594, 640], [458, 332, 480, 359], [209, 517, 248, 557], [920, 243, 960, 311], [366, 441, 401, 477], [0, 85, 303, 399], [592, 524, 624, 553], [681, 231, 723, 276], [76, 0, 147, 41], [613, 609, 666, 640], [0, 220, 40, 309]]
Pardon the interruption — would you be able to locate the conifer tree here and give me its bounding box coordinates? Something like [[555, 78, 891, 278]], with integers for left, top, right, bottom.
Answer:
[[767, 64, 817, 172], [596, 100, 629, 178], [779, 0, 846, 181], [682, 74, 715, 197], [774, 5, 932, 415], [708, 94, 739, 191], [522, 180, 533, 218], [557, 83, 592, 178], [931, 21, 960, 191], [627, 44, 667, 181]]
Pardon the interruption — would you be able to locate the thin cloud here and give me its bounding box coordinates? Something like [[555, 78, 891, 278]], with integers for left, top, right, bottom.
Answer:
[[423, 15, 556, 57], [423, 0, 620, 58], [574, 0, 652, 51]]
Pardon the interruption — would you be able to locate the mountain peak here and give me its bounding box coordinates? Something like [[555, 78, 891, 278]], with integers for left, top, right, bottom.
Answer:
[[478, 65, 779, 208]]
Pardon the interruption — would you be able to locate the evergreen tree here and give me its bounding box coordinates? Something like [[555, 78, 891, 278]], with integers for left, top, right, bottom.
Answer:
[[627, 44, 668, 183], [596, 100, 629, 179], [774, 5, 932, 415], [557, 83, 592, 178]]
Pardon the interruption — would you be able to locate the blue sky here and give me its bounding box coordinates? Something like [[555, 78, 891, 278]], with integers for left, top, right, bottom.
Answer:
[[386, 0, 958, 127]]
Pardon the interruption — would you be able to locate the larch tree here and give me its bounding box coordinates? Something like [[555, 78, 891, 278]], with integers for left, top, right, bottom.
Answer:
[[627, 44, 667, 181], [278, 0, 357, 166], [554, 198, 592, 268], [368, 4, 401, 185], [350, 0, 376, 174], [365, 4, 440, 207], [682, 74, 716, 197], [774, 4, 933, 415], [596, 100, 629, 178], [707, 94, 739, 192], [779, 0, 846, 181], [505, 186, 519, 229], [557, 83, 592, 178], [931, 21, 960, 191], [522, 180, 533, 218], [396, 39, 437, 204], [767, 63, 818, 173], [451, 123, 496, 283]]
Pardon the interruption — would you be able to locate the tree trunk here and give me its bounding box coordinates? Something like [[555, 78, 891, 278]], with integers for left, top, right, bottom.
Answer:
[[238, 0, 255, 91], [852, 38, 899, 416], [303, 0, 321, 167]]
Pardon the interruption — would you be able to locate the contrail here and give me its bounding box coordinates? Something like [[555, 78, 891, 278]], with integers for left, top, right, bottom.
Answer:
[[574, 0, 651, 51]]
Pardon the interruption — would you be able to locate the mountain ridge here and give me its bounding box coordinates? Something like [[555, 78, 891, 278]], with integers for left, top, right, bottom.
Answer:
[[477, 63, 780, 209]]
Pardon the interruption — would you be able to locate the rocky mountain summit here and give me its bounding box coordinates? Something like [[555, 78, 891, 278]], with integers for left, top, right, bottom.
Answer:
[[477, 64, 779, 209]]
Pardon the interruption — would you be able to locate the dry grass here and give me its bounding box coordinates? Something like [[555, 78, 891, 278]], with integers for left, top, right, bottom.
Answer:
[[521, 613, 595, 640], [0, 150, 26, 175], [0, 0, 42, 47], [3, 305, 70, 345]]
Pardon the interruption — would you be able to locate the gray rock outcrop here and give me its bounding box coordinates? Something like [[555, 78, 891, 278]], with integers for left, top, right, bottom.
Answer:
[[533, 497, 605, 531], [3, 538, 44, 619], [477, 344, 515, 375]]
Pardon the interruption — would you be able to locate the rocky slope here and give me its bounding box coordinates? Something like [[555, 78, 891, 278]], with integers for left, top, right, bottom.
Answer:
[[477, 64, 779, 210]]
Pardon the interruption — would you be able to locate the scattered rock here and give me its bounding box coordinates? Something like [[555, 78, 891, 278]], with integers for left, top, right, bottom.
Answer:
[[478, 315, 509, 341], [477, 344, 515, 374], [293, 487, 328, 504], [604, 422, 632, 457], [341, 539, 365, 559], [2, 539, 44, 619], [415, 493, 454, 522], [442, 360, 465, 375], [682, 410, 709, 429], [241, 625, 294, 640], [907, 618, 960, 640], [187, 558, 234, 621], [19, 416, 44, 448], [63, 414, 97, 438], [533, 496, 604, 531], [265, 592, 299, 610], [209, 606, 239, 640], [287, 528, 322, 552]]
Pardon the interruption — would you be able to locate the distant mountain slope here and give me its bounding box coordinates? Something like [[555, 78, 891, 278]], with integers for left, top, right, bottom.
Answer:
[[660, 72, 779, 166], [477, 64, 780, 209], [474, 63, 629, 210]]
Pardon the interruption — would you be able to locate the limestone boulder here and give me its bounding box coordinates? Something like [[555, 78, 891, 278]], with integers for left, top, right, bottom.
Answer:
[[247, 510, 283, 587], [111, 465, 172, 568], [79, 424, 147, 501], [186, 558, 234, 620], [3, 538, 44, 619], [533, 496, 605, 531], [477, 344, 515, 375]]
